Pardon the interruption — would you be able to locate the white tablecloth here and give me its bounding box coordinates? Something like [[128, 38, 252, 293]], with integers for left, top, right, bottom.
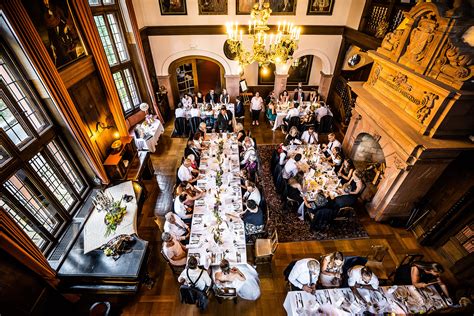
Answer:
[[283, 285, 448, 315], [83, 181, 138, 254], [186, 133, 247, 268], [136, 119, 164, 153]]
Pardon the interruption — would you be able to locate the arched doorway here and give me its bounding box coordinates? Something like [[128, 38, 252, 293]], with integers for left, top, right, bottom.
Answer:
[[169, 56, 225, 105]]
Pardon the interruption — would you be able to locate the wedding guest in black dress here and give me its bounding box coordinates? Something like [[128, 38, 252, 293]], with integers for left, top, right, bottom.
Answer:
[[241, 199, 264, 235], [338, 158, 355, 184], [195, 91, 204, 104]]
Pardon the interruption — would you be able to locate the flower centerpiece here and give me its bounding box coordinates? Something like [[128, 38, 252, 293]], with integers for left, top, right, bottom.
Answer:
[[93, 191, 127, 237]]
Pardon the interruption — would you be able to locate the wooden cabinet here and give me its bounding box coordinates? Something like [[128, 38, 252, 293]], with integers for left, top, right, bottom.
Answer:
[[103, 136, 137, 180]]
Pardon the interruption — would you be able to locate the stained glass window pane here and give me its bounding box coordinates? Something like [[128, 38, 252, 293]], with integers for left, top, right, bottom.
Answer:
[[47, 140, 85, 193], [106, 13, 128, 62], [93, 15, 118, 66]]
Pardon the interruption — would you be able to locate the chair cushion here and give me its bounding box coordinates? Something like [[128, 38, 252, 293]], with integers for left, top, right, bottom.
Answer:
[[255, 238, 272, 257]]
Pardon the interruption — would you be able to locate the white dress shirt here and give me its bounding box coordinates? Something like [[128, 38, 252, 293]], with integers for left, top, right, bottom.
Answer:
[[182, 97, 192, 110], [179, 268, 212, 291], [240, 147, 256, 165], [315, 107, 333, 122], [250, 96, 263, 111], [347, 265, 379, 289], [286, 107, 300, 120], [190, 108, 201, 118], [164, 216, 189, 241], [300, 131, 318, 144], [174, 197, 192, 219], [282, 158, 298, 179], [288, 258, 320, 289], [326, 139, 342, 152], [175, 108, 186, 118], [177, 164, 193, 182], [279, 152, 287, 165], [243, 188, 261, 205]]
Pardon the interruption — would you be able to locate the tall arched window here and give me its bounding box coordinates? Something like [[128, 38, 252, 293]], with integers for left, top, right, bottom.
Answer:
[[0, 44, 90, 254]]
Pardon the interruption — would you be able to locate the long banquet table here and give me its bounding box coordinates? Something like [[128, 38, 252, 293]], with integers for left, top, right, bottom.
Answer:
[[186, 133, 247, 268], [283, 285, 448, 315]]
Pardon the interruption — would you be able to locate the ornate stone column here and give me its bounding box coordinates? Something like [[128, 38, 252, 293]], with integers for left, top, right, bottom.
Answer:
[[225, 74, 241, 102], [157, 75, 174, 110], [318, 71, 333, 101]]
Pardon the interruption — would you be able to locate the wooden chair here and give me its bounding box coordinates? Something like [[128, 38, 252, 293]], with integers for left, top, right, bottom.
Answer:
[[333, 206, 355, 222], [161, 249, 186, 279], [365, 244, 389, 284], [89, 302, 111, 316], [254, 229, 279, 265], [388, 253, 424, 281]]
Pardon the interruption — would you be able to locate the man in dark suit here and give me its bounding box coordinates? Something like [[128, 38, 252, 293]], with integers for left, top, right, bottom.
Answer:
[[293, 87, 305, 104], [216, 106, 233, 132], [205, 89, 219, 104]]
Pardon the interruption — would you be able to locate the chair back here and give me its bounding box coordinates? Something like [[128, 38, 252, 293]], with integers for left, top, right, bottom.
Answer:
[[270, 229, 279, 254], [161, 248, 186, 277], [190, 117, 201, 134], [89, 302, 111, 316], [367, 244, 388, 262], [213, 285, 238, 300], [318, 115, 333, 133], [288, 116, 300, 131], [175, 117, 187, 136]]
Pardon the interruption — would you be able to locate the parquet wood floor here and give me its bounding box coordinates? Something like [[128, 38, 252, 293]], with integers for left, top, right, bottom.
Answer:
[[121, 115, 458, 316]]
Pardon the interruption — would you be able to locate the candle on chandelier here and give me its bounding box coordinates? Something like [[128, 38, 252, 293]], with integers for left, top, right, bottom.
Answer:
[[257, 32, 261, 44], [283, 21, 286, 33], [269, 33, 274, 46], [263, 34, 267, 46], [240, 30, 243, 42], [248, 21, 251, 33], [278, 22, 281, 32]]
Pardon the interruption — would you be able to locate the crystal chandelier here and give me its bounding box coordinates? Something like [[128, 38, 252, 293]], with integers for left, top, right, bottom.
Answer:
[[225, 1, 301, 70]]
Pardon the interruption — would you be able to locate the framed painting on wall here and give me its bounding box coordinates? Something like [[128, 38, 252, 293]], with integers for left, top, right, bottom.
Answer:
[[307, 0, 335, 15], [237, 0, 296, 15], [159, 0, 187, 15], [22, 0, 87, 69], [258, 55, 314, 86], [199, 0, 228, 15]]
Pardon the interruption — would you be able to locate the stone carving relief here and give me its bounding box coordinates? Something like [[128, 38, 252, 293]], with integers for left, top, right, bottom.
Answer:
[[416, 92, 439, 124], [381, 29, 404, 52], [403, 12, 438, 64], [435, 40, 473, 82], [369, 64, 382, 86], [387, 72, 413, 91]]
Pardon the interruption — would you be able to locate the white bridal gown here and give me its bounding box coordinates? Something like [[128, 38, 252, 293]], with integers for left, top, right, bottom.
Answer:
[[215, 264, 261, 301]]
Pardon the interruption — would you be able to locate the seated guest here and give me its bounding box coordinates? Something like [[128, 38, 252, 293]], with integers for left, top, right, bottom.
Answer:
[[284, 126, 302, 146], [282, 153, 302, 180], [193, 131, 204, 150], [205, 89, 219, 104], [309, 90, 320, 103], [235, 123, 246, 144], [235, 96, 245, 118], [204, 104, 215, 129], [265, 90, 276, 106], [293, 87, 305, 105], [338, 158, 355, 184], [303, 194, 334, 231], [162, 232, 187, 266], [184, 140, 201, 163], [334, 183, 357, 210], [164, 212, 190, 242], [195, 91, 204, 104], [243, 154, 258, 182], [179, 256, 212, 291], [241, 199, 264, 235], [322, 133, 342, 157], [239, 169, 250, 189], [279, 89, 289, 103], [178, 158, 200, 183], [301, 109, 316, 131], [190, 103, 201, 118], [174, 193, 194, 220], [240, 138, 256, 166], [287, 171, 304, 205], [182, 94, 193, 110], [288, 258, 320, 293], [284, 102, 300, 124], [300, 126, 318, 144], [327, 146, 343, 171], [243, 181, 261, 205], [175, 103, 186, 118], [175, 180, 202, 198], [395, 261, 450, 298], [348, 265, 379, 304], [220, 88, 230, 104], [315, 101, 333, 123], [319, 252, 344, 288], [216, 106, 233, 132], [198, 122, 207, 137], [266, 101, 277, 126], [186, 154, 198, 170], [277, 144, 288, 166], [347, 170, 364, 195], [214, 259, 261, 301]]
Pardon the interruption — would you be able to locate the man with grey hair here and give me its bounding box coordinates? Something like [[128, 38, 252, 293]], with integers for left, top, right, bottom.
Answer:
[[164, 212, 190, 242], [288, 258, 320, 293]]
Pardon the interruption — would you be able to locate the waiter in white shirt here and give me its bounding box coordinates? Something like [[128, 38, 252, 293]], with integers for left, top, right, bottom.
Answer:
[[288, 258, 320, 293], [282, 154, 302, 179], [300, 126, 318, 145], [179, 256, 212, 291]]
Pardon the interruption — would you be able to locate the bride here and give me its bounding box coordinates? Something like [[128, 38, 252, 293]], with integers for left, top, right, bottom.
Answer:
[[214, 259, 261, 301]]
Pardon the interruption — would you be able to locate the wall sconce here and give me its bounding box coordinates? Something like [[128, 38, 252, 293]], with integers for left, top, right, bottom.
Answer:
[[96, 121, 114, 133]]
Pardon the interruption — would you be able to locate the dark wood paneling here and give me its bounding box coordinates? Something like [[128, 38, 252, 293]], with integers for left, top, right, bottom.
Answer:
[[343, 27, 382, 50], [141, 25, 345, 36], [59, 56, 96, 89], [68, 74, 117, 161]]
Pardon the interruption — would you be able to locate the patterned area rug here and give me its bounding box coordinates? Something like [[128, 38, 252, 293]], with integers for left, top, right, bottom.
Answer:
[[258, 145, 369, 242]]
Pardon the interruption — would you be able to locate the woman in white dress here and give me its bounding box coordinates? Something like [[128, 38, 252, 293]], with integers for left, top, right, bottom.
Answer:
[[214, 259, 261, 301]]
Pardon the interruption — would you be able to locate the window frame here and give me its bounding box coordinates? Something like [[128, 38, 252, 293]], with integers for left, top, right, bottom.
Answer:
[[90, 2, 142, 116]]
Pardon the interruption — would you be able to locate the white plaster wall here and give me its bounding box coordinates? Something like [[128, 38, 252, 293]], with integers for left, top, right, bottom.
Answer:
[[150, 34, 342, 86], [133, 0, 366, 28]]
